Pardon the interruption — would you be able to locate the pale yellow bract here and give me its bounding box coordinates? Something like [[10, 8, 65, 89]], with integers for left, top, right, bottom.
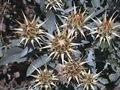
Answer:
[[30, 65, 58, 90], [62, 58, 86, 84], [79, 70, 101, 90], [41, 24, 80, 63], [62, 4, 92, 39], [92, 12, 120, 46], [13, 11, 47, 47]]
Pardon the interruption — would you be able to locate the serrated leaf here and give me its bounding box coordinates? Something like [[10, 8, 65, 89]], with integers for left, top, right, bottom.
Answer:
[[4, 46, 23, 57], [72, 50, 81, 60], [81, 40, 89, 44], [115, 79, 120, 87], [86, 49, 96, 70], [10, 39, 20, 47], [0, 50, 27, 66], [98, 77, 109, 84], [57, 15, 66, 25], [109, 73, 120, 82], [0, 47, 3, 57], [20, 45, 34, 58], [79, 0, 86, 4], [91, 0, 103, 9], [27, 0, 31, 2], [42, 10, 56, 34], [39, 0, 45, 11], [13, 87, 27, 90], [64, 0, 72, 8], [26, 55, 51, 76], [35, 0, 41, 4], [117, 50, 120, 58], [48, 62, 56, 68], [0, 38, 2, 56], [61, 7, 74, 15], [97, 83, 106, 90], [81, 40, 90, 46]]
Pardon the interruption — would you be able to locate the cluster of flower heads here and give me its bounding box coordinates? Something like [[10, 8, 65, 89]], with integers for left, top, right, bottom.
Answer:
[[14, 1, 120, 48], [13, 1, 120, 89], [30, 57, 102, 90]]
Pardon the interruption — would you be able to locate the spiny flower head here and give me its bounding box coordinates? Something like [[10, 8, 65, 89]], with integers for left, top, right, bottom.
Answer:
[[62, 58, 86, 84], [79, 70, 101, 90], [41, 24, 80, 63], [92, 12, 120, 46], [63, 5, 92, 38], [14, 12, 46, 47], [30, 65, 58, 90], [45, 0, 63, 10]]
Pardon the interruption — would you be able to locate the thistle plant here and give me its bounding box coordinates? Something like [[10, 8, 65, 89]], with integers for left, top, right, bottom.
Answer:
[[91, 12, 120, 46], [30, 65, 58, 90], [41, 24, 80, 63], [63, 5, 92, 38], [61, 58, 86, 84], [13, 12, 47, 47], [0, 1, 120, 90], [79, 70, 101, 90]]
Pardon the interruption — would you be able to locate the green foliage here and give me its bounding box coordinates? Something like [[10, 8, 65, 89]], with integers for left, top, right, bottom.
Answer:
[[0, 0, 120, 90], [27, 55, 51, 76], [0, 47, 27, 66]]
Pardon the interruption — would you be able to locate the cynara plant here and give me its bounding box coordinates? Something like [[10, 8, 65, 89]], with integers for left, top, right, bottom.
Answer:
[[0, 0, 120, 90]]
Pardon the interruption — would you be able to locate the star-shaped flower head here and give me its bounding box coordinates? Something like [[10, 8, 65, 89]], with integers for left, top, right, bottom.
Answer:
[[63, 4, 92, 39], [62, 58, 86, 84], [79, 70, 101, 90], [30, 65, 58, 90], [41, 24, 80, 63], [45, 0, 63, 10], [92, 12, 120, 46], [14, 11, 47, 47]]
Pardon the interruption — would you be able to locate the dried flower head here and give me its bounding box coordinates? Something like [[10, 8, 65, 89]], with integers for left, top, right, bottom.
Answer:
[[63, 5, 92, 38], [41, 24, 80, 63], [62, 58, 86, 84], [14, 12, 46, 47], [79, 70, 101, 90], [30, 65, 58, 90], [45, 0, 63, 10], [92, 12, 120, 46]]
